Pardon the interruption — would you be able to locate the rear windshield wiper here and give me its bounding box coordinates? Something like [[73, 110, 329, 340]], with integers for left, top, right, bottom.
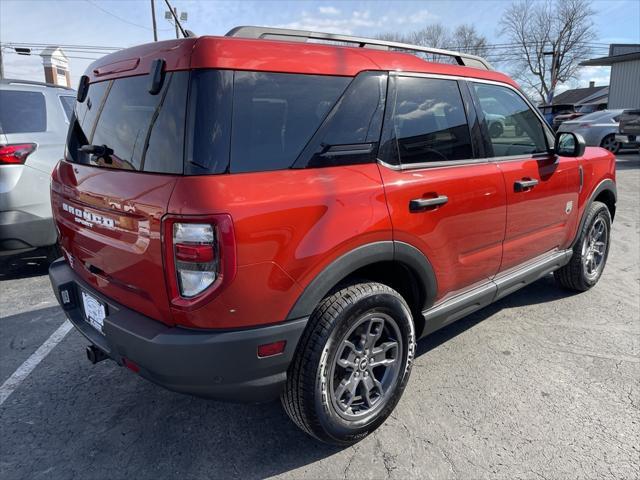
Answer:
[[79, 144, 114, 163]]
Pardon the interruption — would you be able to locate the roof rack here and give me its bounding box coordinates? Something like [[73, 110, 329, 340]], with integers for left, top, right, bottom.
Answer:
[[226, 26, 493, 71]]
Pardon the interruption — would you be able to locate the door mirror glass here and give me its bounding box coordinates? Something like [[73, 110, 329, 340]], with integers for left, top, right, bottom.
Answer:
[[556, 132, 586, 157]]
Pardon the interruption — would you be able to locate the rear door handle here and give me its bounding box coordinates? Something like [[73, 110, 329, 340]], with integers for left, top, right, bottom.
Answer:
[[514, 179, 539, 192], [409, 195, 448, 212]]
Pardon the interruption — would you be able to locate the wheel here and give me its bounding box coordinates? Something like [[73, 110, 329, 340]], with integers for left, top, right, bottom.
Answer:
[[554, 201, 611, 291], [282, 282, 415, 445], [600, 134, 620, 154], [489, 121, 504, 138]]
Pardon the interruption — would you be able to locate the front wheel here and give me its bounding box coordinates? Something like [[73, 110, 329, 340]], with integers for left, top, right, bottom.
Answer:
[[282, 282, 415, 445], [555, 201, 611, 291]]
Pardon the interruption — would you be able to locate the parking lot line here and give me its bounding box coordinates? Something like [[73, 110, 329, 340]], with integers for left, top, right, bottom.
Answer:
[[0, 320, 73, 407]]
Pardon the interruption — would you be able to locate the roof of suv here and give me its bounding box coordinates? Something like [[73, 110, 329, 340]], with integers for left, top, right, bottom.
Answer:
[[0, 78, 75, 92], [85, 36, 519, 89]]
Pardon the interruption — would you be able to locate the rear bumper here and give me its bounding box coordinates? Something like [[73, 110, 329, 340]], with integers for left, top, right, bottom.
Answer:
[[0, 210, 56, 254], [615, 134, 638, 146], [48, 258, 308, 403]]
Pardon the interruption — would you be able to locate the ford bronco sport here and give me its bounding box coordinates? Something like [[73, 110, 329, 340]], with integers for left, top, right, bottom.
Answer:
[[49, 27, 617, 446]]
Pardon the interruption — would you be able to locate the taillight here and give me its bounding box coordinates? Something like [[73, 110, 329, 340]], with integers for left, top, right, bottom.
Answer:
[[163, 215, 236, 309], [174, 223, 217, 297], [0, 143, 37, 165]]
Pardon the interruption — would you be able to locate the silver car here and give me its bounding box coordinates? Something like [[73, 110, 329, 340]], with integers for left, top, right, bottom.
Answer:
[[557, 109, 626, 153], [0, 79, 76, 257]]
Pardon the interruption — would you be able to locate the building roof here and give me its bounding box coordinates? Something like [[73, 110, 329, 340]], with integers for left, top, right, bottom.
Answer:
[[552, 85, 608, 105], [580, 44, 640, 66]]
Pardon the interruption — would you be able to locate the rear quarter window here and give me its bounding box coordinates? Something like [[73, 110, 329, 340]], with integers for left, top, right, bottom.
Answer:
[[0, 90, 47, 134], [230, 72, 350, 173]]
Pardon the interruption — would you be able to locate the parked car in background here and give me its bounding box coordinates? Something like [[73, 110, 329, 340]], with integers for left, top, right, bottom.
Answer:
[[558, 110, 626, 153], [616, 109, 640, 150], [552, 102, 608, 130], [0, 79, 75, 258], [538, 103, 574, 126]]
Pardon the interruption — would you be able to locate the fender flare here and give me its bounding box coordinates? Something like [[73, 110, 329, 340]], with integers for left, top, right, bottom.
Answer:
[[286, 241, 437, 320], [570, 179, 617, 249]]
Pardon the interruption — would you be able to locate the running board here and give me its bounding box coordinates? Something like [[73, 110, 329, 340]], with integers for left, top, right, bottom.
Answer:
[[420, 249, 572, 338]]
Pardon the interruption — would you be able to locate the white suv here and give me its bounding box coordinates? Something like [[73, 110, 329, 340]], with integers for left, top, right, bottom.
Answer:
[[0, 79, 75, 257]]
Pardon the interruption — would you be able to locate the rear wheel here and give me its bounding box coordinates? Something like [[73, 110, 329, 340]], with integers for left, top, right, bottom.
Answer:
[[555, 201, 611, 291], [282, 282, 415, 445], [600, 134, 620, 153]]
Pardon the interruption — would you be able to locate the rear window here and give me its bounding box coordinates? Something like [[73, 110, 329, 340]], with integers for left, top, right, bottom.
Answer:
[[67, 72, 188, 174], [0, 90, 47, 134]]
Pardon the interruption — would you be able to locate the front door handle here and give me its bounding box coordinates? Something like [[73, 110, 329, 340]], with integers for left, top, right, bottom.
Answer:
[[409, 195, 448, 212], [514, 179, 539, 192]]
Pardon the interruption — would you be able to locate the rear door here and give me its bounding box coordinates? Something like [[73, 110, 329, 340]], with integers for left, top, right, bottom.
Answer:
[[471, 81, 580, 272], [378, 74, 506, 302], [52, 72, 188, 325]]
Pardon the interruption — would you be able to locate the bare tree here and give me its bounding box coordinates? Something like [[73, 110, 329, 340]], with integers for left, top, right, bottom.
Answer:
[[377, 23, 488, 63], [450, 25, 488, 56], [499, 0, 596, 104]]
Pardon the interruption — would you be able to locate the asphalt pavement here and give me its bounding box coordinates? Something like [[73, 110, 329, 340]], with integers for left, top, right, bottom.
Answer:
[[1, 154, 638, 480]]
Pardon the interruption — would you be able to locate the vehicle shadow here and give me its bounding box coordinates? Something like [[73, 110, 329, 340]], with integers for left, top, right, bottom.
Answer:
[[1, 274, 582, 479], [0, 248, 54, 281], [415, 274, 578, 357], [615, 153, 639, 170]]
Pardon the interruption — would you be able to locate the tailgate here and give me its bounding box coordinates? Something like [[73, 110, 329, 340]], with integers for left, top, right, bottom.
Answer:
[[52, 160, 176, 324]]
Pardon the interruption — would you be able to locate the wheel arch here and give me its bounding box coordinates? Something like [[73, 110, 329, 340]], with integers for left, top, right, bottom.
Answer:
[[572, 178, 617, 248], [286, 241, 437, 337]]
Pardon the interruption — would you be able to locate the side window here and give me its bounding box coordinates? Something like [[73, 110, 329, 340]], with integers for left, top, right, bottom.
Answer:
[[386, 76, 473, 165], [472, 83, 547, 157], [0, 90, 47, 133], [59, 96, 75, 121], [230, 72, 350, 173], [298, 71, 387, 168]]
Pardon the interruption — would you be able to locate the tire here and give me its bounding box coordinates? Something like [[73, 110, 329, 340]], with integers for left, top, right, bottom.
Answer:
[[554, 201, 611, 291], [281, 282, 415, 446], [489, 121, 504, 138], [600, 134, 620, 154]]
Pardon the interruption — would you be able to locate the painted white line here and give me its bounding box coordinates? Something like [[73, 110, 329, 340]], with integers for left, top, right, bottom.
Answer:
[[0, 320, 73, 407]]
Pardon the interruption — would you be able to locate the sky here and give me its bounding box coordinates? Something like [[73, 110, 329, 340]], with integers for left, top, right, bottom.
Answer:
[[1, 0, 639, 94]]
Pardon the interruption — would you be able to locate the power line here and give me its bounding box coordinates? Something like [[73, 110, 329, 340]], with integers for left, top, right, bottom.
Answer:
[[83, 0, 171, 32]]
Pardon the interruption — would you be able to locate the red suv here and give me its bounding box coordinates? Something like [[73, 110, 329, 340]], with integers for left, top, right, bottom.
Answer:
[[49, 27, 616, 445]]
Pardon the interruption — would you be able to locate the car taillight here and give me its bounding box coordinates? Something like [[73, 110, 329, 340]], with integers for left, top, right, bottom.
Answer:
[[0, 143, 37, 165], [173, 223, 217, 297], [163, 215, 236, 309]]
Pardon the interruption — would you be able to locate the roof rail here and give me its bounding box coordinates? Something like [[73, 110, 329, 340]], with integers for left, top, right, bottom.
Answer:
[[226, 26, 493, 71], [0, 78, 75, 90]]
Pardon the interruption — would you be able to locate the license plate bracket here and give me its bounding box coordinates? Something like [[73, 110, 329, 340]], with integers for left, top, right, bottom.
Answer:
[[81, 290, 107, 334]]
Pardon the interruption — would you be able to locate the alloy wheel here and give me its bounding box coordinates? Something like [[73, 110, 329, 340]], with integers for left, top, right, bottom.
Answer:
[[329, 312, 403, 421]]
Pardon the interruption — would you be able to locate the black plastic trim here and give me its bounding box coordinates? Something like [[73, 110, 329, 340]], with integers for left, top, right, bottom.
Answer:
[[420, 249, 572, 338], [570, 179, 617, 249], [49, 258, 308, 403], [286, 241, 438, 320]]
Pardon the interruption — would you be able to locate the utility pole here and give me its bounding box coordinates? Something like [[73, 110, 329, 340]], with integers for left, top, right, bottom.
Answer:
[[0, 47, 4, 79], [150, 0, 158, 42], [173, 7, 179, 39], [544, 47, 558, 104]]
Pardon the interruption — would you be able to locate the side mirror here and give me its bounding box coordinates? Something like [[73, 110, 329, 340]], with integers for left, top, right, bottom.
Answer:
[[556, 131, 586, 157]]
